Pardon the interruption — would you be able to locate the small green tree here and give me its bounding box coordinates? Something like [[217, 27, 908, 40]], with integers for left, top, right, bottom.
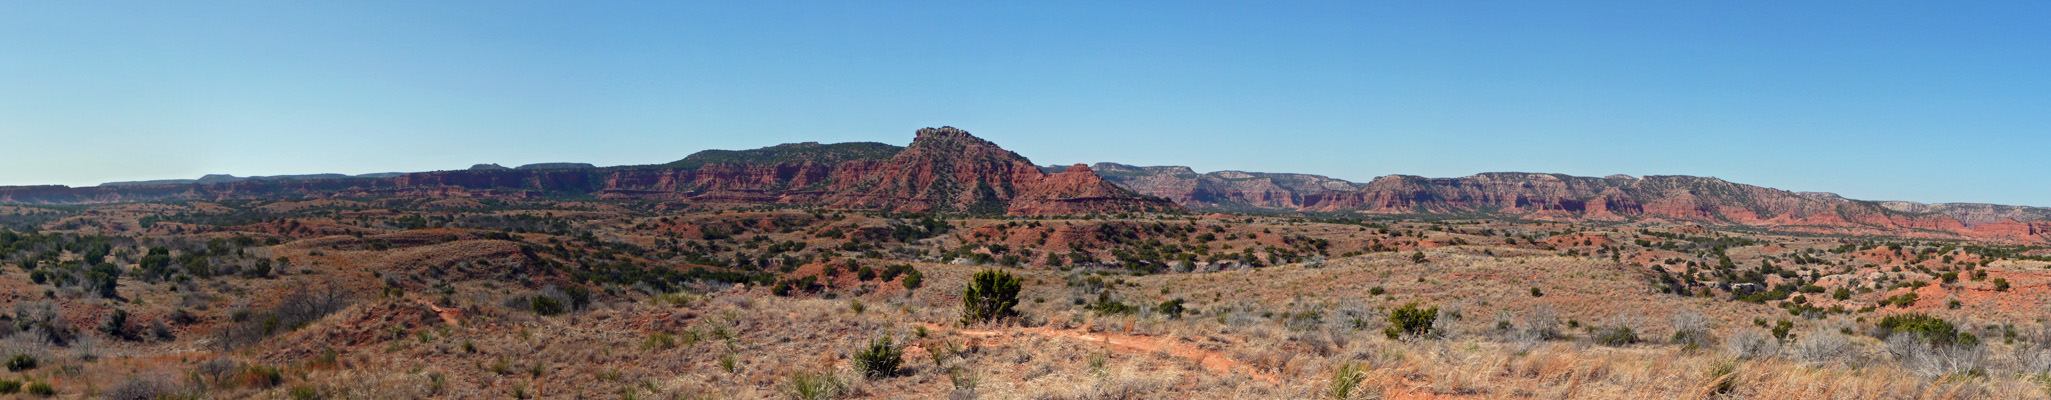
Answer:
[[1156, 298, 1186, 319], [961, 270, 1022, 325]]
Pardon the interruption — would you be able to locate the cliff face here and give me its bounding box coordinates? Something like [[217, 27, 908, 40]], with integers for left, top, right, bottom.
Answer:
[[793, 127, 1178, 215], [0, 127, 1181, 216], [1097, 166, 2051, 243]]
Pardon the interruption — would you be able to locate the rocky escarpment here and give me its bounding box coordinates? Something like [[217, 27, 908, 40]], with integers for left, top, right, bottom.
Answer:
[[601, 127, 1179, 215], [1089, 163, 1359, 209], [0, 127, 1181, 216], [1097, 166, 2051, 243]]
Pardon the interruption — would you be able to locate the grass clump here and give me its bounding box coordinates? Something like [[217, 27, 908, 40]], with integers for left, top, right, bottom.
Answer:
[[289, 385, 321, 400], [24, 381, 54, 397], [644, 332, 677, 350], [1702, 360, 1738, 396], [5, 354, 35, 372], [852, 336, 904, 378], [781, 370, 843, 400], [1326, 361, 1367, 399]]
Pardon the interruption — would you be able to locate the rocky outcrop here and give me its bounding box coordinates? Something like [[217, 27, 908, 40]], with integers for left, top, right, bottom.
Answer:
[[1876, 202, 2051, 227], [515, 163, 598, 170], [797, 127, 1178, 215], [0, 127, 1181, 216], [1006, 164, 1183, 215]]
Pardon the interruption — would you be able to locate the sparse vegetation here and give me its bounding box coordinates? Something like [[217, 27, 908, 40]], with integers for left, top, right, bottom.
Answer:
[[0, 192, 2042, 398]]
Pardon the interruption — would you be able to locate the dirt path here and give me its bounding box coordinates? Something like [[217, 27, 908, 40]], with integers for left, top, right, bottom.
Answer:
[[923, 322, 1279, 383], [920, 323, 1476, 400]]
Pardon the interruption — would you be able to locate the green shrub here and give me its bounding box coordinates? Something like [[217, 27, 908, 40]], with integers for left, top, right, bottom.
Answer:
[[0, 379, 18, 393], [1877, 313, 1976, 347], [852, 336, 903, 378], [1596, 326, 1639, 346], [960, 270, 1021, 325], [4, 354, 35, 372], [1882, 292, 1918, 308], [1383, 302, 1438, 339], [289, 386, 320, 400], [531, 296, 565, 316], [1155, 298, 1186, 319], [901, 268, 924, 290], [1770, 319, 1793, 341], [1530, 287, 1543, 297], [1994, 278, 2011, 292]]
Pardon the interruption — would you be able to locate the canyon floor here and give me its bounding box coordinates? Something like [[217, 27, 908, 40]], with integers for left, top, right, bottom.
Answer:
[[1, 199, 2049, 399]]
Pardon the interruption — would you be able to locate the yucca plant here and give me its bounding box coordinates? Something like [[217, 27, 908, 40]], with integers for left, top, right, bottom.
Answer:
[[852, 336, 903, 378]]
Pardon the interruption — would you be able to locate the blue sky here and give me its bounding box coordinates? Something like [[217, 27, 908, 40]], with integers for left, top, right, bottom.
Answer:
[[2, 1, 2046, 206]]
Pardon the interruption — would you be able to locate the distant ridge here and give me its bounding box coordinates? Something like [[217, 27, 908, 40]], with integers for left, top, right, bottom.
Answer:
[[1093, 164, 2051, 243], [99, 172, 408, 187], [8, 127, 1180, 216], [7, 127, 2048, 242]]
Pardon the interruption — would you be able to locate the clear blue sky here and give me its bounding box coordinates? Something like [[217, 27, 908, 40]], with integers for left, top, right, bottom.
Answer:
[[2, 1, 2046, 206]]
